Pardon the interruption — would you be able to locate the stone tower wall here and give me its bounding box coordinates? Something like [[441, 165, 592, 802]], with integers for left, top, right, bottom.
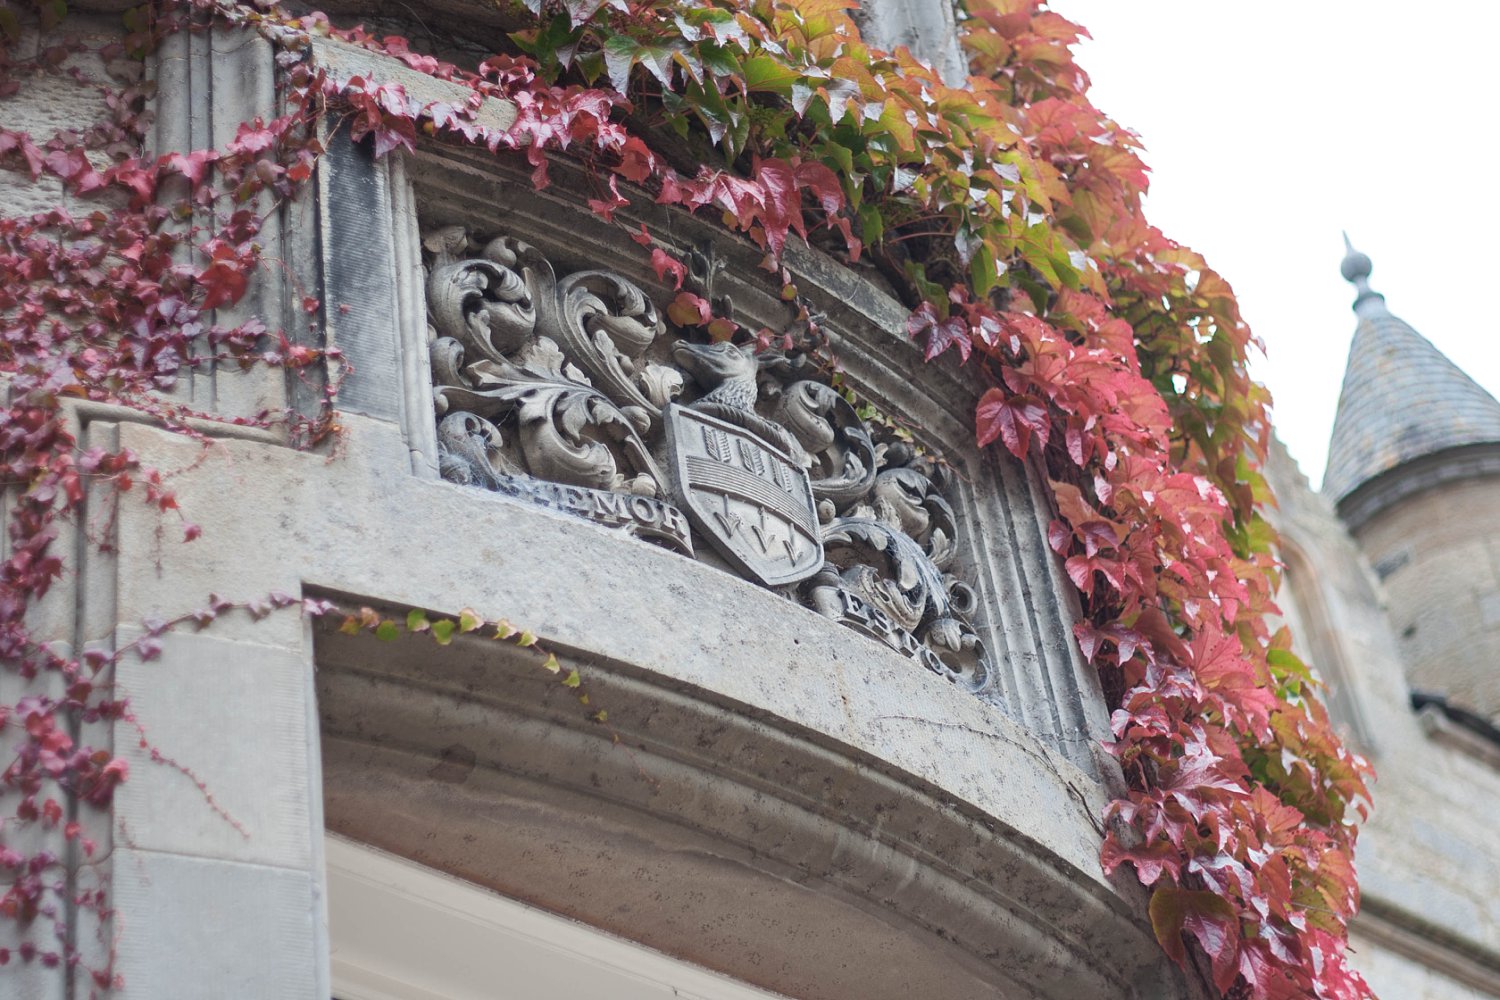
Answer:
[[1351, 467, 1500, 721], [1268, 443, 1500, 999]]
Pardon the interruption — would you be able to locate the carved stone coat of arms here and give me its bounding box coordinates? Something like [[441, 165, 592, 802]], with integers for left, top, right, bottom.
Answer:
[[665, 402, 822, 587], [424, 226, 995, 695]]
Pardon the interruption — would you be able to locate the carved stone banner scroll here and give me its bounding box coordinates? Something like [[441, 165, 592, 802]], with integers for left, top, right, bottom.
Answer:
[[424, 227, 994, 693]]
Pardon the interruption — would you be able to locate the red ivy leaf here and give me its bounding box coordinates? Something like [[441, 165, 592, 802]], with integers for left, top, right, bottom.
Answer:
[[751, 157, 800, 257], [666, 291, 711, 327], [1100, 835, 1183, 888], [1148, 887, 1238, 987], [586, 174, 628, 222], [650, 249, 687, 289], [227, 118, 277, 156], [42, 147, 100, 191], [906, 302, 971, 362], [616, 136, 656, 183], [199, 262, 248, 311], [163, 149, 218, 188], [975, 389, 1048, 456], [0, 129, 45, 178]]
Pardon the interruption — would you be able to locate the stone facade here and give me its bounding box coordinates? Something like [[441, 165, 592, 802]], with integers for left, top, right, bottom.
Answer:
[[4, 7, 1498, 1000], [1352, 468, 1500, 721], [3, 14, 1176, 999], [1271, 446, 1500, 1000], [1269, 250, 1500, 999]]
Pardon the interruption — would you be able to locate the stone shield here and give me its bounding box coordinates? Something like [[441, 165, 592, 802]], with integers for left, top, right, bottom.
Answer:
[[664, 404, 823, 587]]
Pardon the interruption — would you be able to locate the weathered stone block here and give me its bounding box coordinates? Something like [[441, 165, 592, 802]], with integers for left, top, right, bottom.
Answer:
[[111, 630, 316, 870], [109, 849, 322, 999]]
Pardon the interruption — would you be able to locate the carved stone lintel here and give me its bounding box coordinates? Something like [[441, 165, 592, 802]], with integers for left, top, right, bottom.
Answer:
[[427, 227, 993, 694]]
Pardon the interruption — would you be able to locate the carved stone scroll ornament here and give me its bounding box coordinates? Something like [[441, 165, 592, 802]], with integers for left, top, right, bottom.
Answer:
[[805, 460, 988, 690], [425, 228, 539, 362], [759, 355, 877, 510], [426, 228, 992, 693]]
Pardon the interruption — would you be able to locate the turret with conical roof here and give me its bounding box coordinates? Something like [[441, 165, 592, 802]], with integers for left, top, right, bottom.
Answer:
[[1323, 239, 1500, 724], [1323, 238, 1500, 512]]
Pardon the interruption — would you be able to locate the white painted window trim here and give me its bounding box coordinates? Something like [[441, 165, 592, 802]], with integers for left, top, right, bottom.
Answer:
[[326, 834, 788, 1000]]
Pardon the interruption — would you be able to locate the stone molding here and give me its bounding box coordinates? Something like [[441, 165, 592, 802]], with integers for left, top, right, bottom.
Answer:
[[1356, 896, 1500, 998], [1417, 704, 1500, 771], [1335, 441, 1500, 530]]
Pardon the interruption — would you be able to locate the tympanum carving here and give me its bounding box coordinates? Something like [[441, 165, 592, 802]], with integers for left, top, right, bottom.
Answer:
[[425, 227, 993, 692]]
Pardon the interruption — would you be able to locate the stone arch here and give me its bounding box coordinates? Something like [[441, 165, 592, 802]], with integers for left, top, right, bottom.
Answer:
[[316, 594, 1195, 1000], [1277, 539, 1374, 750]]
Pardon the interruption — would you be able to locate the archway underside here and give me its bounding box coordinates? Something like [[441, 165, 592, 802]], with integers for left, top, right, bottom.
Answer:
[[316, 615, 1183, 1000]]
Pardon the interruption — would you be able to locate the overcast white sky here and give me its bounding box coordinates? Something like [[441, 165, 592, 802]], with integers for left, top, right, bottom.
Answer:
[[1049, 1, 1500, 488]]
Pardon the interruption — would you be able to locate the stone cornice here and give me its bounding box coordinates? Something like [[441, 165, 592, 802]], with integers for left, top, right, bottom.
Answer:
[[1334, 441, 1500, 531]]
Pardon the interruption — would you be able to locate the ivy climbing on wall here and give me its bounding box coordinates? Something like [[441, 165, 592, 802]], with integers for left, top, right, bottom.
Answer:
[[0, 0, 1373, 997]]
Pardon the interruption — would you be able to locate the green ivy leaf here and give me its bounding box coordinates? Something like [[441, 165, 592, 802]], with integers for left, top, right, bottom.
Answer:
[[563, 0, 604, 29], [741, 55, 799, 94], [970, 243, 1001, 298], [431, 619, 456, 645], [602, 34, 640, 94], [38, 0, 66, 31], [374, 620, 400, 642], [820, 141, 855, 180], [696, 42, 741, 80]]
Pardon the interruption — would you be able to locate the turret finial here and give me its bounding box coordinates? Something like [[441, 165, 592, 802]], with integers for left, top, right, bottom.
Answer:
[[1340, 232, 1386, 317]]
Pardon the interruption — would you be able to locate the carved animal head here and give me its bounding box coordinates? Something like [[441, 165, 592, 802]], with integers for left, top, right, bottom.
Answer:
[[671, 340, 758, 388]]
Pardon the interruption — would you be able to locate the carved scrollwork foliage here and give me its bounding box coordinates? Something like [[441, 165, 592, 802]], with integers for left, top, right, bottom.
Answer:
[[548, 270, 681, 429], [425, 227, 992, 694], [425, 227, 542, 362], [434, 333, 662, 494]]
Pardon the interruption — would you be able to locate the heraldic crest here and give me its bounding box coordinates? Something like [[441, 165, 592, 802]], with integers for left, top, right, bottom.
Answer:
[[425, 227, 995, 694], [665, 341, 822, 587]]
